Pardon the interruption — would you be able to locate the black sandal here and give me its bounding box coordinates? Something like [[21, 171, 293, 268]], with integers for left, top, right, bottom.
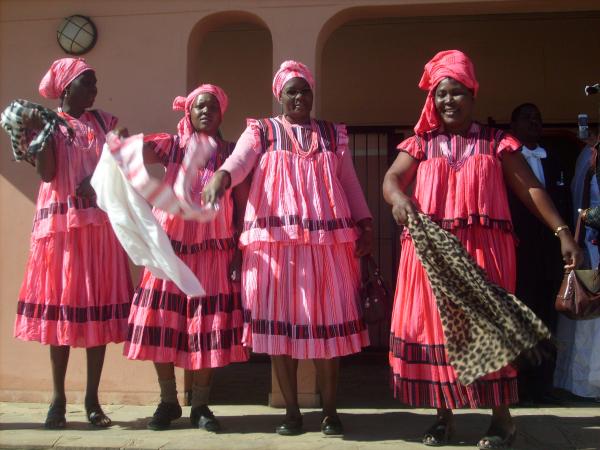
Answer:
[[422, 420, 454, 446], [44, 403, 67, 429], [86, 405, 112, 428], [147, 402, 182, 431], [477, 428, 516, 449]]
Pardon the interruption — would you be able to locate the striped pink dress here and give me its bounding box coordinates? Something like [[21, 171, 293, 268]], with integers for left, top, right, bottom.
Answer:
[[123, 134, 248, 369], [220, 117, 371, 359], [390, 123, 521, 408], [14, 109, 133, 348]]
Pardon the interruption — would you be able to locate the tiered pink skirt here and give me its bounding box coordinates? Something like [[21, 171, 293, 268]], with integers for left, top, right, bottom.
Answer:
[[14, 224, 132, 348], [242, 241, 369, 359], [124, 247, 248, 369], [390, 225, 519, 408]]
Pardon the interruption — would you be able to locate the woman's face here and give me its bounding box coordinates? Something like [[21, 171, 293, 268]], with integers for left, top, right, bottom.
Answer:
[[280, 77, 313, 124], [434, 77, 475, 133], [190, 93, 222, 135], [64, 70, 97, 110]]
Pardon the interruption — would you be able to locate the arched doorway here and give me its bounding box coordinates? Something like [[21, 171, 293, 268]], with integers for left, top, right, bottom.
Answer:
[[187, 12, 273, 141]]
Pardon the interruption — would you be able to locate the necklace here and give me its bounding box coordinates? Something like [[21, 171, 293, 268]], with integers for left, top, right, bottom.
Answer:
[[280, 115, 319, 158]]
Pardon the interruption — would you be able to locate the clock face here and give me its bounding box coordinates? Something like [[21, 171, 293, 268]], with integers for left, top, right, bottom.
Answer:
[[57, 15, 97, 55]]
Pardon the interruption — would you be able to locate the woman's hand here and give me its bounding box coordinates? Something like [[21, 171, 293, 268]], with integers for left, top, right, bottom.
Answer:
[[202, 170, 231, 207], [391, 194, 418, 226], [228, 249, 242, 283], [76, 175, 96, 199], [558, 231, 584, 270], [113, 126, 129, 138], [355, 219, 374, 257], [22, 109, 44, 132]]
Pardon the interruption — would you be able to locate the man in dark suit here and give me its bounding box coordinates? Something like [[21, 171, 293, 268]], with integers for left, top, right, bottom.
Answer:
[[509, 103, 569, 404]]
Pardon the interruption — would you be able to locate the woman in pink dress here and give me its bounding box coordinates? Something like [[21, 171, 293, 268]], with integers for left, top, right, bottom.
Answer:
[[382, 50, 582, 449], [123, 84, 248, 431], [14, 58, 133, 429], [203, 61, 373, 436]]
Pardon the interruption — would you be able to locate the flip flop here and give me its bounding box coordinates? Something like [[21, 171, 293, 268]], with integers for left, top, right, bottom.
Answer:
[[423, 421, 454, 446]]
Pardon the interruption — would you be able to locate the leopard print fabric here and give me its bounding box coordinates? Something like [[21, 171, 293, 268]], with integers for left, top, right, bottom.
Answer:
[[406, 213, 551, 385]]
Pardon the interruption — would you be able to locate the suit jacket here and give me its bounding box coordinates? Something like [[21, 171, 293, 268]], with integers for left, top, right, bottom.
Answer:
[[508, 145, 570, 331]]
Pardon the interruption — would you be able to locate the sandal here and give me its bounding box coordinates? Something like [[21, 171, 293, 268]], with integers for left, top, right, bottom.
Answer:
[[86, 404, 112, 428], [44, 403, 67, 429], [477, 428, 517, 449], [422, 420, 454, 446], [321, 415, 344, 436]]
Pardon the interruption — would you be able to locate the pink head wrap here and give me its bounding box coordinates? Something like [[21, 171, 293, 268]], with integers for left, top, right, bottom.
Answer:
[[414, 50, 479, 135], [38, 57, 94, 99], [272, 60, 315, 99], [172, 84, 228, 147]]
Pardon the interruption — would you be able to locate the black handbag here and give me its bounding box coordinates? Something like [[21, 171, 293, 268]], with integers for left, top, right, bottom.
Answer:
[[359, 255, 391, 324]]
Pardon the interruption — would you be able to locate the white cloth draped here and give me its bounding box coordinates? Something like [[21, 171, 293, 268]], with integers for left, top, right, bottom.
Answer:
[[90, 134, 215, 297]]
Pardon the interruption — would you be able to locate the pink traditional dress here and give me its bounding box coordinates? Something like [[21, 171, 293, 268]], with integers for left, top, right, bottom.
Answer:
[[390, 122, 522, 408], [123, 134, 248, 369], [14, 109, 133, 347], [220, 116, 371, 359]]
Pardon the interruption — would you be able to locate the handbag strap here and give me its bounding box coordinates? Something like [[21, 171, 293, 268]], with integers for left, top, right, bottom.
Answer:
[[360, 255, 379, 284], [574, 209, 583, 243]]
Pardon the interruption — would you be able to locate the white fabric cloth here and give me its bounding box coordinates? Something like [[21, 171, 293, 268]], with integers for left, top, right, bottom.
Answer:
[[554, 145, 600, 398], [521, 145, 547, 187], [91, 136, 205, 297]]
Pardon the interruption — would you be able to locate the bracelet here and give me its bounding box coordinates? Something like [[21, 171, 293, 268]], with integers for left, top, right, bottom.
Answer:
[[554, 225, 570, 237]]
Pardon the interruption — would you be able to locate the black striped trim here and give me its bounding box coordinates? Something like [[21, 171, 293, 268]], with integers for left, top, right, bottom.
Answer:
[[127, 324, 244, 352], [133, 288, 243, 317], [34, 196, 99, 222], [392, 375, 518, 408], [169, 237, 237, 254], [389, 335, 448, 366], [243, 214, 355, 233], [16, 300, 130, 323], [246, 313, 366, 340]]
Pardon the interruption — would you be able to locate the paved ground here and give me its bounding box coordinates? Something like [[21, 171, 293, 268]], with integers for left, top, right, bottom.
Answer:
[[1, 358, 599, 449], [1, 402, 600, 450]]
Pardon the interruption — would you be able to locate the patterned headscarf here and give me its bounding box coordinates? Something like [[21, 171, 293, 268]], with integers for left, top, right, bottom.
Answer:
[[38, 57, 94, 99], [272, 60, 315, 99], [414, 50, 479, 136], [172, 84, 228, 148]]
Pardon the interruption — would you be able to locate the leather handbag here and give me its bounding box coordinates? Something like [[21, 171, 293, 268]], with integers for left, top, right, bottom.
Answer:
[[359, 255, 391, 324], [555, 211, 600, 320]]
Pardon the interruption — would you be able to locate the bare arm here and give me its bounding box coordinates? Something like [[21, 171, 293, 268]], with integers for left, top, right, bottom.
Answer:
[[382, 151, 420, 225], [502, 151, 583, 269], [142, 141, 162, 165], [228, 173, 252, 281]]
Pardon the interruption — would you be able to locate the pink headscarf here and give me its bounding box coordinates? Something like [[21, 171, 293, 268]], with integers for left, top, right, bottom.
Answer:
[[38, 57, 94, 99], [172, 84, 228, 148], [414, 50, 479, 136], [272, 60, 315, 99]]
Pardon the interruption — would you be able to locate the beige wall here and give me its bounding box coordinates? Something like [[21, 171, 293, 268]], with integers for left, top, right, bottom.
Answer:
[[1, 0, 600, 404]]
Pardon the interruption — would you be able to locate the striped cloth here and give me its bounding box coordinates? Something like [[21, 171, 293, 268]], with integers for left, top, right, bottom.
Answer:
[[0, 99, 73, 165]]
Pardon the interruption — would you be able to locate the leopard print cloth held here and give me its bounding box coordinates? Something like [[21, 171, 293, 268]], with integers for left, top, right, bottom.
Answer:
[[406, 213, 551, 385]]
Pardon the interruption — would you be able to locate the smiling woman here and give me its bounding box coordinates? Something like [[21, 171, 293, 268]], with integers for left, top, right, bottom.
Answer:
[[382, 49, 581, 450]]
